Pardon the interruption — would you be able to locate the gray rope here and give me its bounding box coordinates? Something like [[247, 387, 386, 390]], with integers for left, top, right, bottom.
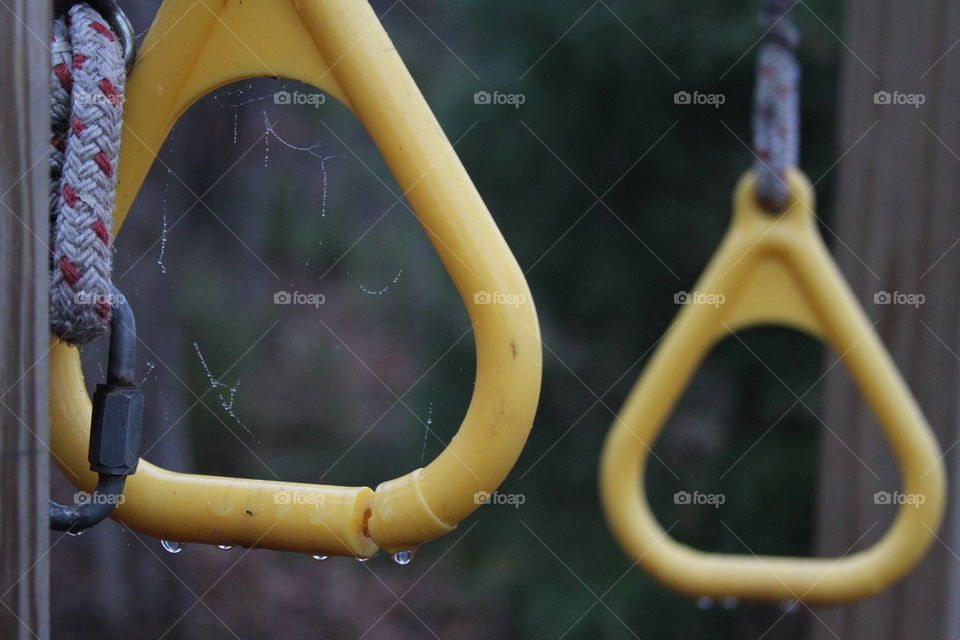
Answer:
[[752, 0, 799, 211], [49, 3, 125, 345]]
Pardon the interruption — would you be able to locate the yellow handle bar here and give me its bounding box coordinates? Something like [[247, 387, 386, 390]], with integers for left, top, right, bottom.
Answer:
[[50, 0, 542, 557], [600, 169, 946, 603]]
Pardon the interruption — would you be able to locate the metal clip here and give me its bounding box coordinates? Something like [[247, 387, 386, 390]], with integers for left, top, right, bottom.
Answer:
[[50, 289, 143, 533], [54, 0, 138, 71]]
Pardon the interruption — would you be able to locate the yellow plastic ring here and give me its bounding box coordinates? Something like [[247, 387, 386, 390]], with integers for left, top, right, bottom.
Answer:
[[600, 170, 946, 603], [50, 0, 542, 557]]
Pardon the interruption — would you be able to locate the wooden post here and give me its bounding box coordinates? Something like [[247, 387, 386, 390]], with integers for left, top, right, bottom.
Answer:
[[813, 1, 960, 638], [0, 2, 51, 639]]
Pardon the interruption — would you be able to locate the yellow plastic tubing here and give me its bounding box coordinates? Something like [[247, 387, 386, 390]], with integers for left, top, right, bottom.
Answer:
[[49, 0, 541, 557], [600, 169, 946, 604]]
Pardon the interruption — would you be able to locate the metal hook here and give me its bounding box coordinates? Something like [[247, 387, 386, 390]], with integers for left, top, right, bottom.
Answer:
[[50, 289, 143, 534], [54, 0, 138, 72]]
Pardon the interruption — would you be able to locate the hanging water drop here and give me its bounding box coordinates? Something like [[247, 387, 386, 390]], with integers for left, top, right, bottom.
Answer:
[[66, 529, 85, 537], [695, 596, 714, 610], [355, 556, 370, 563], [217, 545, 233, 550], [312, 554, 329, 561], [161, 540, 184, 554], [393, 550, 413, 566], [420, 402, 433, 464], [720, 596, 739, 610]]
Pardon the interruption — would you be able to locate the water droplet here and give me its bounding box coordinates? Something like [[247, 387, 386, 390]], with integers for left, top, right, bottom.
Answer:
[[359, 270, 403, 295], [355, 556, 370, 563], [209, 502, 235, 517], [720, 596, 739, 610], [420, 402, 433, 464], [312, 554, 328, 561], [217, 545, 233, 550], [193, 343, 252, 435], [66, 529, 85, 537], [696, 596, 714, 610], [157, 211, 168, 274], [161, 540, 184, 554], [779, 600, 800, 613], [264, 124, 270, 167], [258, 112, 340, 217], [393, 550, 413, 565], [140, 361, 157, 386]]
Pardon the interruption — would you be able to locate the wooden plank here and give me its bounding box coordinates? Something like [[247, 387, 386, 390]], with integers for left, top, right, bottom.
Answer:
[[0, 2, 51, 639], [812, 1, 960, 638]]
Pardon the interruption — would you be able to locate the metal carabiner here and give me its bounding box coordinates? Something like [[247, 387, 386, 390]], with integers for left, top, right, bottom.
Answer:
[[54, 0, 138, 71], [50, 289, 143, 533]]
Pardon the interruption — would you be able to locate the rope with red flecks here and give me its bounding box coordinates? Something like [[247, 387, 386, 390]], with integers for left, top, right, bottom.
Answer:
[[752, 0, 799, 212], [49, 3, 125, 345]]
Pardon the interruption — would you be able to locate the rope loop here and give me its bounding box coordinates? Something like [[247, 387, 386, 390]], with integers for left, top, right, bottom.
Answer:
[[752, 0, 800, 212], [49, 2, 127, 345]]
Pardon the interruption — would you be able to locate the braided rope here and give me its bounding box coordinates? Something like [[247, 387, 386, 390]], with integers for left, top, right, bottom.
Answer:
[[752, 0, 799, 211], [49, 3, 125, 345]]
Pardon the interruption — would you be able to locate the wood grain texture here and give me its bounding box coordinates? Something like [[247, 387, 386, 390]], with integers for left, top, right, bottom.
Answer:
[[812, 2, 960, 639], [0, 2, 51, 638]]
